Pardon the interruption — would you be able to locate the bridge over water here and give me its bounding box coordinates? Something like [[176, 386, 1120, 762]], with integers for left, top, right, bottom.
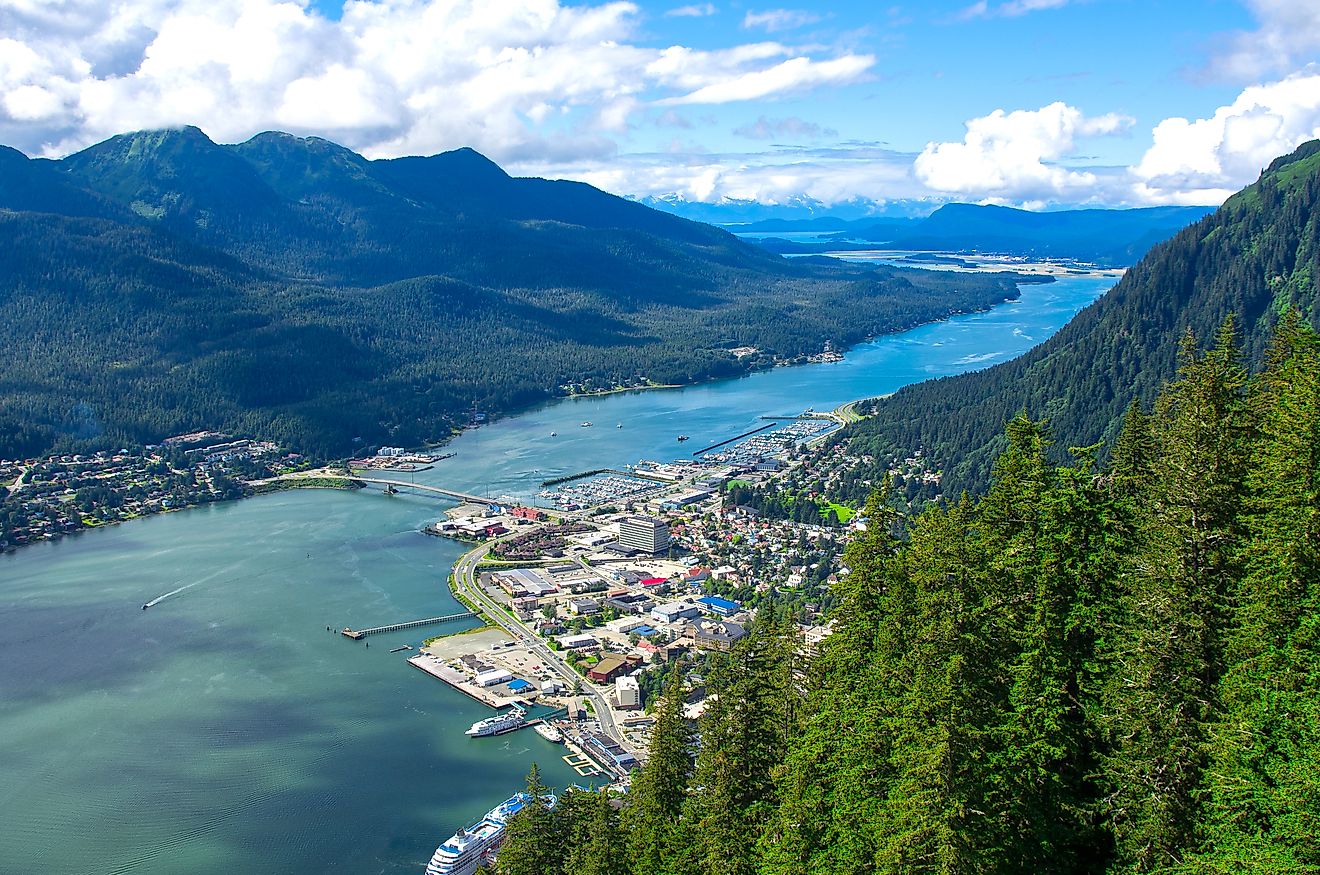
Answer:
[[350, 475, 499, 506]]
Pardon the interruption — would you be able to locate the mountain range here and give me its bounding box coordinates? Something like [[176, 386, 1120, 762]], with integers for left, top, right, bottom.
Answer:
[[0, 127, 1027, 459], [746, 203, 1214, 266]]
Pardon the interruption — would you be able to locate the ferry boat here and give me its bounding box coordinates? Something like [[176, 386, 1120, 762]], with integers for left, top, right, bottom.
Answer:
[[533, 722, 564, 743], [465, 706, 527, 737], [424, 792, 556, 875]]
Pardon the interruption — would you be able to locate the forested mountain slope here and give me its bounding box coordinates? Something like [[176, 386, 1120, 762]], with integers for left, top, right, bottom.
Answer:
[[845, 139, 1320, 495], [492, 313, 1320, 874], [0, 128, 1027, 459]]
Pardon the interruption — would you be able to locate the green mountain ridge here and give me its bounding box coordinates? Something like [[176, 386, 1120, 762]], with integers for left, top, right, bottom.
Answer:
[[843, 138, 1320, 495], [0, 127, 1030, 459]]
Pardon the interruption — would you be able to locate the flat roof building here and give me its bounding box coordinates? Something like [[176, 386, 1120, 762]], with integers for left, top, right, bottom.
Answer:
[[616, 675, 641, 710], [618, 515, 671, 555], [588, 654, 630, 684], [651, 601, 701, 624], [697, 595, 741, 617]]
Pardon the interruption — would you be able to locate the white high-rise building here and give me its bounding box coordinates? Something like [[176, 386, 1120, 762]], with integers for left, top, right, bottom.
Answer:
[[616, 675, 641, 710], [619, 515, 670, 554]]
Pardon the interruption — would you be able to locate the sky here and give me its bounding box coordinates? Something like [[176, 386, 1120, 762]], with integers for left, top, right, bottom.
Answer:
[[1, 0, 1319, 209]]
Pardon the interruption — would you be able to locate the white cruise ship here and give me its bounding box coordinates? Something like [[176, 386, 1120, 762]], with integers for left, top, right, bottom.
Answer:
[[424, 792, 555, 875], [464, 705, 527, 737]]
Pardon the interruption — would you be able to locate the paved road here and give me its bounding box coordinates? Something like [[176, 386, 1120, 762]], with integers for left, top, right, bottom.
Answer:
[[450, 538, 626, 748]]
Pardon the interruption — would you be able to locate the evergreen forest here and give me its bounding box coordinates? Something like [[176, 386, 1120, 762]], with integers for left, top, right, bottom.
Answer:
[[492, 312, 1320, 874], [0, 128, 1025, 460]]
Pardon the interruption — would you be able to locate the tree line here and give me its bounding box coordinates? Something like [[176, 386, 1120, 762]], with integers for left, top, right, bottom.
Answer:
[[493, 313, 1319, 874]]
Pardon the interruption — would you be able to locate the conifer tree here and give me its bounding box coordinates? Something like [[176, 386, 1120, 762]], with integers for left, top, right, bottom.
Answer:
[[760, 493, 908, 874], [496, 764, 560, 875], [681, 612, 794, 875], [1101, 322, 1251, 871], [866, 496, 1006, 873], [1191, 313, 1320, 871], [564, 790, 628, 875], [622, 668, 694, 875]]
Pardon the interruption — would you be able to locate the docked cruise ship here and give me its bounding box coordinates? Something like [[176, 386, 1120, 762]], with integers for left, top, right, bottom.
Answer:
[[464, 705, 527, 737], [424, 792, 555, 875]]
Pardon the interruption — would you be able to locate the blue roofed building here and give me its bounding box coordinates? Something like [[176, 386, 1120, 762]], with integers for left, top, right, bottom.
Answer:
[[697, 595, 741, 617]]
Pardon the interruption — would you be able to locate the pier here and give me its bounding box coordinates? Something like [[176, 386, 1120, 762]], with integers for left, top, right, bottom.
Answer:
[[341, 611, 476, 639], [692, 422, 779, 456]]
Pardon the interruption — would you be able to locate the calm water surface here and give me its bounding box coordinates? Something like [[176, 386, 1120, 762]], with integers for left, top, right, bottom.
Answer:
[[0, 274, 1111, 874]]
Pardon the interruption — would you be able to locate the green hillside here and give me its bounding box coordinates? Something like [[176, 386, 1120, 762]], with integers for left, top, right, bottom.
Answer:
[[842, 138, 1320, 496], [0, 128, 1027, 459]]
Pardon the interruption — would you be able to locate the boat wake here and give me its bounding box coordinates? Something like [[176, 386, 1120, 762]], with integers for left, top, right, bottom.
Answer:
[[143, 582, 198, 609]]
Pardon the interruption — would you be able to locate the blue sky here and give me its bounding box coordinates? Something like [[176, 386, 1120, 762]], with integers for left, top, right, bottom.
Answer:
[[1, 0, 1317, 207]]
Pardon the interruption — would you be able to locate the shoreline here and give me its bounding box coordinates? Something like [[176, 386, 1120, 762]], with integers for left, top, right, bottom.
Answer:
[[0, 270, 1094, 558]]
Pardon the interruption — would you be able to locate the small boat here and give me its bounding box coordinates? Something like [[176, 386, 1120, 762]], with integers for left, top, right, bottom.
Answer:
[[389, 644, 412, 653], [677, 435, 690, 442], [580, 422, 593, 428], [549, 431, 557, 437], [616, 423, 623, 428], [142, 603, 149, 610]]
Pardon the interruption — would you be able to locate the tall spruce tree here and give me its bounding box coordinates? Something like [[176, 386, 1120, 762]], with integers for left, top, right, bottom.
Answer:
[[1101, 322, 1252, 871], [622, 667, 694, 875], [760, 494, 909, 874], [496, 764, 561, 875], [680, 611, 795, 875], [1190, 314, 1320, 871], [865, 496, 1008, 873], [563, 790, 628, 875]]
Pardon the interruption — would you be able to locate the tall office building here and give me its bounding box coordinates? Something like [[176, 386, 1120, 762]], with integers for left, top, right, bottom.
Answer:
[[618, 515, 670, 554]]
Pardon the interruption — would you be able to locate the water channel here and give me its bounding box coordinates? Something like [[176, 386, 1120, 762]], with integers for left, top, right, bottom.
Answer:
[[0, 272, 1113, 874]]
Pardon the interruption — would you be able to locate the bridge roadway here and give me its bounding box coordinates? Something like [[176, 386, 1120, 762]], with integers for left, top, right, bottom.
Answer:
[[350, 475, 499, 506]]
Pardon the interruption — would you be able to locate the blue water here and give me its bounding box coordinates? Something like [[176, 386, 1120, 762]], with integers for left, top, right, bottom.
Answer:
[[0, 273, 1111, 874]]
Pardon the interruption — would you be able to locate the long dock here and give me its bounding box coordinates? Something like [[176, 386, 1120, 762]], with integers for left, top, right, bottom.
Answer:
[[341, 611, 476, 639], [692, 422, 779, 456], [540, 467, 677, 487]]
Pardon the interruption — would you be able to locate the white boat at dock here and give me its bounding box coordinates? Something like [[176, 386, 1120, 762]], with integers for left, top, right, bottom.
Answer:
[[533, 722, 564, 743], [465, 705, 528, 737]]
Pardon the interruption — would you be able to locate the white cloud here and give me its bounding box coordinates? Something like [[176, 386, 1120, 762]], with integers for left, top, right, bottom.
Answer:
[[958, 0, 1071, 20], [0, 0, 871, 161], [914, 101, 1133, 201], [734, 114, 834, 140], [1131, 67, 1320, 204], [1207, 0, 1320, 81], [657, 53, 873, 105], [742, 9, 821, 32], [665, 3, 717, 17], [534, 144, 924, 205]]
